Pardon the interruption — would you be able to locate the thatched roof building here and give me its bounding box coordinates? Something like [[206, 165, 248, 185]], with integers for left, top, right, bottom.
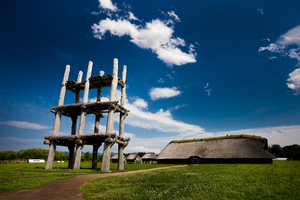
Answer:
[[111, 153, 126, 164], [142, 152, 157, 163], [126, 153, 142, 164], [157, 135, 275, 164]]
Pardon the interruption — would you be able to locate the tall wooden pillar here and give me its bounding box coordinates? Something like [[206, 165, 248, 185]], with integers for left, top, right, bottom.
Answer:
[[92, 71, 104, 169], [118, 65, 127, 170], [45, 65, 70, 169], [101, 58, 118, 172], [73, 61, 93, 170], [68, 71, 82, 169]]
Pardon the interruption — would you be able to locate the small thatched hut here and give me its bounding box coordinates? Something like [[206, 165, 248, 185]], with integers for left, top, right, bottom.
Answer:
[[142, 152, 157, 163], [126, 153, 142, 164], [111, 153, 127, 164], [157, 135, 275, 164]]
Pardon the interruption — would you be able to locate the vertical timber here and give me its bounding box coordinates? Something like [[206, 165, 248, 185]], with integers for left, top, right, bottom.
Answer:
[[45, 59, 129, 172], [101, 58, 118, 172], [45, 65, 70, 169], [118, 65, 127, 170], [92, 70, 103, 169], [73, 61, 93, 170], [68, 71, 82, 169]]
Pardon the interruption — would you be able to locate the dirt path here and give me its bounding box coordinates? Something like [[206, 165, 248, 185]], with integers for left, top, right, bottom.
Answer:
[[0, 165, 186, 200]]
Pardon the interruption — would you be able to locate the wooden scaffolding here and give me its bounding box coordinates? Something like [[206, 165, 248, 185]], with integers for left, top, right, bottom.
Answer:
[[44, 58, 130, 171]]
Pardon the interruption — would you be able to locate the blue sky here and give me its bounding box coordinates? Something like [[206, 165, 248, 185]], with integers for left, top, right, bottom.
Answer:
[[1, 0, 300, 154]]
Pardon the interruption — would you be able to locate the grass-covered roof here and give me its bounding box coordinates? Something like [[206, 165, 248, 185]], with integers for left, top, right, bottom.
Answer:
[[170, 134, 263, 143]]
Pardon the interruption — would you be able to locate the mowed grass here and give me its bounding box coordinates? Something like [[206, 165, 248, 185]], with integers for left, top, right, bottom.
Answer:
[[81, 161, 300, 200], [0, 162, 173, 193]]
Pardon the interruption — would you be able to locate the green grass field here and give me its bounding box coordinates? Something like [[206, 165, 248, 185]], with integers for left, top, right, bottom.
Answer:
[[80, 161, 300, 200], [0, 161, 173, 193]]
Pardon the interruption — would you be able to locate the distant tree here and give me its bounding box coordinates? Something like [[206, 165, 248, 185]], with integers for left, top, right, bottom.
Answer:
[[124, 152, 146, 157], [283, 144, 300, 160], [0, 150, 17, 160], [268, 144, 286, 157], [82, 151, 92, 162], [98, 154, 103, 162], [55, 151, 69, 161]]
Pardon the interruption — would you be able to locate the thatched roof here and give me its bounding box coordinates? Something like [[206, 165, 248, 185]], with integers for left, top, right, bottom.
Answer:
[[126, 153, 140, 160], [157, 136, 275, 160], [142, 153, 157, 159], [111, 153, 126, 160]]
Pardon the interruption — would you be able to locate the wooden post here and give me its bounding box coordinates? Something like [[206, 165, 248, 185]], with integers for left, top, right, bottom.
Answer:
[[91, 71, 104, 169], [75, 71, 83, 103], [118, 65, 127, 170], [101, 58, 118, 172], [68, 144, 75, 169], [45, 65, 70, 169], [69, 71, 82, 169], [67, 116, 77, 169], [73, 61, 93, 170], [92, 144, 100, 169]]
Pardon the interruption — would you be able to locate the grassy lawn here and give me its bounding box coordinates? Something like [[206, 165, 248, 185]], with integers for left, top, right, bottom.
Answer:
[[81, 161, 300, 200], [0, 162, 173, 193]]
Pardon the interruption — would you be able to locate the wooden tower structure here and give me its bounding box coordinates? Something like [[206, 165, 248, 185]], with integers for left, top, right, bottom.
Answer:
[[44, 58, 130, 171]]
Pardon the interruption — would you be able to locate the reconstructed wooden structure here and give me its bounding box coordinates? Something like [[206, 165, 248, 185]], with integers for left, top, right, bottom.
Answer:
[[126, 153, 143, 164], [44, 59, 130, 171], [142, 153, 157, 164], [157, 135, 275, 164], [111, 153, 127, 164]]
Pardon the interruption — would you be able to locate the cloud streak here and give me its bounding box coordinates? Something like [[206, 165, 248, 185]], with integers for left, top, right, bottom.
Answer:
[[0, 121, 52, 130]]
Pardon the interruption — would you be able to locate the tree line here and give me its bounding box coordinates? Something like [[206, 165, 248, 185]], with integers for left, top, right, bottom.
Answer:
[[1, 145, 299, 162], [268, 144, 300, 160], [0, 148, 69, 162]]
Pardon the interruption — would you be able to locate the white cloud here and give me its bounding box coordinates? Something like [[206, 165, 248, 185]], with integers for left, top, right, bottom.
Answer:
[[158, 78, 164, 82], [289, 48, 300, 66], [149, 87, 181, 100], [0, 121, 52, 130], [287, 68, 300, 95], [92, 5, 196, 66], [126, 105, 205, 137], [257, 7, 264, 15], [167, 74, 175, 80], [98, 0, 117, 11], [258, 43, 283, 53], [132, 98, 148, 109], [259, 25, 300, 94], [167, 11, 180, 22], [125, 125, 300, 153], [79, 90, 300, 153], [204, 83, 211, 96], [127, 145, 161, 154], [276, 25, 300, 46], [212, 125, 300, 147], [205, 89, 211, 96], [269, 56, 278, 60], [204, 83, 209, 89], [128, 12, 139, 21]]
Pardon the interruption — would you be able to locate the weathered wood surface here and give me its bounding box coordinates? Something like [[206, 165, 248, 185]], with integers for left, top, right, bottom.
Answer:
[[45, 65, 70, 170], [66, 74, 124, 92], [50, 101, 129, 117], [102, 58, 118, 172], [74, 61, 93, 170], [45, 59, 130, 172]]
